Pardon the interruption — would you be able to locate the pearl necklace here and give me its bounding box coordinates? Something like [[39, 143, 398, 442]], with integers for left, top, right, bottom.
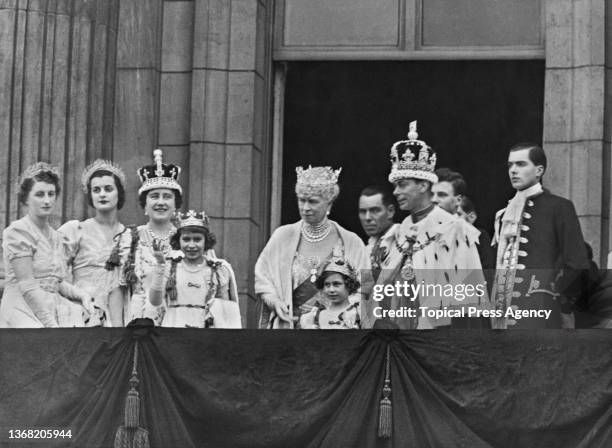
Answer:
[[301, 219, 332, 243], [146, 224, 174, 246]]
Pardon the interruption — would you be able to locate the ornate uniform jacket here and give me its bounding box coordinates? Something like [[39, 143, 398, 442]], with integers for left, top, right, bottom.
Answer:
[[492, 188, 589, 328]]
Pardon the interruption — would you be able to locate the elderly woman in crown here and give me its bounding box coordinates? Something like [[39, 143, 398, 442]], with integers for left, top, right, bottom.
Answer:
[[255, 166, 370, 329], [145, 210, 241, 328], [58, 160, 128, 326], [0, 163, 97, 327], [118, 149, 184, 326]]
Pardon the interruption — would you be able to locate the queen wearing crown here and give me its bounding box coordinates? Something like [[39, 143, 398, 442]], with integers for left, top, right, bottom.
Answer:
[[120, 150, 183, 326], [146, 210, 241, 328], [0, 163, 96, 327], [255, 166, 370, 329], [58, 160, 128, 326]]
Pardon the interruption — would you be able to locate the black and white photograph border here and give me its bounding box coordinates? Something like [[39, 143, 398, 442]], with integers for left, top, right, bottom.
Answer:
[[1, 0, 612, 447]]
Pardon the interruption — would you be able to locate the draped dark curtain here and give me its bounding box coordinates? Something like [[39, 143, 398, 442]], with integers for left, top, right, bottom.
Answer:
[[1, 327, 612, 448]]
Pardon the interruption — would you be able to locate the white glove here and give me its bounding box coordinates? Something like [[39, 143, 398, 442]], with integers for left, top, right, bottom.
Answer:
[[18, 279, 58, 328], [58, 281, 98, 324]]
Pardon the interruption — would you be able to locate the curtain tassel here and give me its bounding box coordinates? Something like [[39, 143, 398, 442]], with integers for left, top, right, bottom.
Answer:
[[114, 342, 150, 448], [378, 345, 392, 439]]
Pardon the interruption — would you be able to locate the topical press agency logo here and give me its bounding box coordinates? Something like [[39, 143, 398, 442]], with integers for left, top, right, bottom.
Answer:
[[368, 279, 554, 322]]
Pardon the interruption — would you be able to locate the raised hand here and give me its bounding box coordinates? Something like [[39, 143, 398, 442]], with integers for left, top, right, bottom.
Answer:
[[152, 238, 166, 265]]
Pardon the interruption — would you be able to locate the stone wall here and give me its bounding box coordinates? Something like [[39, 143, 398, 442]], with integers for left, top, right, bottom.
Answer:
[[112, 0, 274, 326], [543, 0, 608, 264], [0, 0, 273, 327], [0, 0, 119, 228]]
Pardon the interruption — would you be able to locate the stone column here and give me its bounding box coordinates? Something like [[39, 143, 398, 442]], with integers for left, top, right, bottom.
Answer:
[[112, 0, 164, 221], [0, 0, 119, 228], [188, 0, 273, 327], [543, 0, 607, 263], [158, 0, 194, 206], [605, 1, 612, 266]]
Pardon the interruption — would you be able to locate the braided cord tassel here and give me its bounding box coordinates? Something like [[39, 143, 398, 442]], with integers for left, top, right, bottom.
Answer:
[[123, 227, 140, 286], [378, 344, 393, 439], [105, 228, 127, 270], [124, 344, 140, 427], [114, 342, 150, 448]]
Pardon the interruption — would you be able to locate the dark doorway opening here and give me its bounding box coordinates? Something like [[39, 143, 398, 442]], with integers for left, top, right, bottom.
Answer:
[[281, 60, 545, 237]]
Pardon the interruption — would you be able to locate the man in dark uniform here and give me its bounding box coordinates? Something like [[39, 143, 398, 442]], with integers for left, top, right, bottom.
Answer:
[[492, 143, 589, 328]]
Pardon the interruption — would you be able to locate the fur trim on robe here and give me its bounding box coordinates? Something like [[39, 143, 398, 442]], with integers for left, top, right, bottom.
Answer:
[[374, 206, 489, 328]]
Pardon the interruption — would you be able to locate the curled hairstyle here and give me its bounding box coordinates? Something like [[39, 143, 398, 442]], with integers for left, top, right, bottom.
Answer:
[[87, 170, 126, 209], [138, 188, 183, 210], [170, 226, 217, 251], [18, 171, 61, 205], [315, 270, 360, 295]]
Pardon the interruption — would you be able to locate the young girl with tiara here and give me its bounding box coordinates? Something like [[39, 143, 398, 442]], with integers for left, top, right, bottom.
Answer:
[[299, 257, 361, 329], [148, 210, 241, 328]]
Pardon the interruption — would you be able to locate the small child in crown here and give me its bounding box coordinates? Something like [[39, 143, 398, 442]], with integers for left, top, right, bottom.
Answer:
[[299, 258, 361, 329], [148, 210, 241, 328]]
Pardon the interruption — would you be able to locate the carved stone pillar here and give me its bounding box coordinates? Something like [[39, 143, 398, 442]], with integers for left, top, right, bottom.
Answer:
[[0, 0, 119, 227], [543, 0, 607, 263], [188, 0, 273, 326]]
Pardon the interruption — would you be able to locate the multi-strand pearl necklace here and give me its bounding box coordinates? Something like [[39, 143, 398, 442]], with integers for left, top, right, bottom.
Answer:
[[301, 219, 332, 243]]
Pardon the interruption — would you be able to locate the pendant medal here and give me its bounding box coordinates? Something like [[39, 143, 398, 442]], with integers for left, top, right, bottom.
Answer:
[[307, 256, 320, 283], [401, 260, 416, 281], [310, 268, 317, 283]]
